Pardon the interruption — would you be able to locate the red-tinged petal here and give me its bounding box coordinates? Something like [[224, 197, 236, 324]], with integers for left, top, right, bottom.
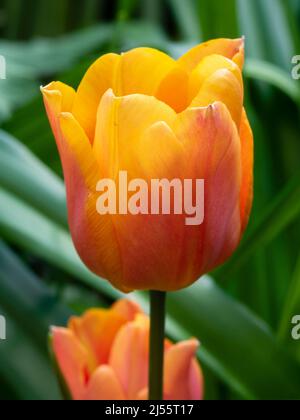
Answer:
[[41, 81, 75, 113], [136, 388, 148, 400], [188, 54, 243, 103], [42, 83, 122, 287], [51, 327, 91, 400], [68, 308, 127, 368], [164, 339, 203, 400], [85, 366, 126, 400], [239, 108, 254, 233], [41, 82, 75, 153], [190, 68, 244, 127], [57, 112, 126, 292], [178, 38, 245, 73], [173, 102, 242, 286], [137, 121, 185, 179], [92, 93, 182, 290], [109, 314, 150, 399], [112, 299, 143, 321], [96, 113, 187, 291], [93, 99, 241, 291]]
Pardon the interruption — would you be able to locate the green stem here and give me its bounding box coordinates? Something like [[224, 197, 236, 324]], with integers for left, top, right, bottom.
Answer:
[[149, 290, 167, 401]]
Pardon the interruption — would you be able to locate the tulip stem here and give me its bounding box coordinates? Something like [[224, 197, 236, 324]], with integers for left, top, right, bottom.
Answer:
[[149, 290, 166, 401]]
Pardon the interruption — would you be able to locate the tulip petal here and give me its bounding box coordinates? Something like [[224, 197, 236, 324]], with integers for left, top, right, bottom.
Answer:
[[93, 90, 188, 291], [72, 48, 176, 141], [156, 65, 190, 112], [51, 327, 91, 400], [85, 365, 125, 400], [109, 314, 150, 399], [72, 53, 121, 141], [164, 339, 203, 400], [239, 108, 254, 233], [41, 81, 75, 114], [112, 299, 142, 321], [174, 102, 242, 283], [41, 82, 76, 153], [116, 47, 176, 97], [136, 388, 148, 400], [178, 38, 245, 73], [93, 101, 242, 291], [137, 121, 185, 179], [93, 89, 177, 178], [188, 54, 243, 103], [191, 68, 244, 127], [105, 120, 187, 291], [57, 113, 124, 291], [69, 308, 127, 368]]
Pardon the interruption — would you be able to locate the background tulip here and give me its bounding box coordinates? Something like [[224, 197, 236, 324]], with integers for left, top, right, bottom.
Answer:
[[51, 299, 203, 400], [41, 38, 253, 293]]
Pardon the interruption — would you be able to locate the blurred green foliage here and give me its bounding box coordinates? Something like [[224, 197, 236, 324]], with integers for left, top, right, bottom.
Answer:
[[0, 0, 300, 400]]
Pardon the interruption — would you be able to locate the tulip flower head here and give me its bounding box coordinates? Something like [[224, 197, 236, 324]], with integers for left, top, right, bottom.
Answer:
[[51, 299, 203, 400], [42, 38, 253, 292]]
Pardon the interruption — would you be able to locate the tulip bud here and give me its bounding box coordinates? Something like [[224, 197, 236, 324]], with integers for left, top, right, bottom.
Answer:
[[42, 38, 253, 292], [50, 299, 203, 400]]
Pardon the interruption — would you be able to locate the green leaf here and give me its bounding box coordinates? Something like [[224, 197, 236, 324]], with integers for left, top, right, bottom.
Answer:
[[2, 96, 64, 173], [0, 241, 71, 339], [220, 171, 300, 277], [0, 130, 67, 227], [0, 241, 67, 399], [4, 0, 23, 39], [34, 0, 69, 36], [197, 0, 239, 39], [117, 0, 139, 20], [245, 59, 300, 105], [0, 25, 113, 78], [279, 253, 300, 342], [237, 0, 266, 61], [1, 186, 300, 399], [164, 278, 300, 400], [142, 0, 162, 23], [0, 188, 120, 301], [119, 21, 170, 51], [238, 0, 295, 70], [0, 312, 61, 400], [0, 22, 171, 122], [0, 24, 113, 121], [166, 0, 201, 41]]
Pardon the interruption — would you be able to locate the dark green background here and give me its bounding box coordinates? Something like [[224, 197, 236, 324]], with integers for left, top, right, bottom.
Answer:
[[0, 0, 300, 400]]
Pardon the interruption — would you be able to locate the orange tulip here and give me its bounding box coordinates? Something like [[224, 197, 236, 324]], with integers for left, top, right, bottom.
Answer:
[[42, 38, 253, 292], [51, 299, 203, 400]]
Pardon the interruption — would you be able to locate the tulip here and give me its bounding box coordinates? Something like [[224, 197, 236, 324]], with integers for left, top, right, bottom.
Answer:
[[50, 299, 203, 400], [41, 37, 253, 292]]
